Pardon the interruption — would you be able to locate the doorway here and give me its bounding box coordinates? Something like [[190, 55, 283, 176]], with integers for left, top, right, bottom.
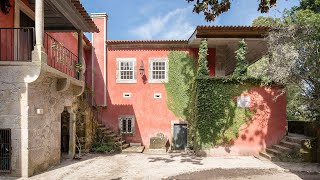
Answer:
[[18, 11, 35, 61], [173, 124, 188, 150], [61, 109, 70, 154]]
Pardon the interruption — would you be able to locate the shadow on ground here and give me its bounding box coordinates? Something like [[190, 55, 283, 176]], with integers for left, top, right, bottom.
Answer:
[[148, 153, 204, 165]]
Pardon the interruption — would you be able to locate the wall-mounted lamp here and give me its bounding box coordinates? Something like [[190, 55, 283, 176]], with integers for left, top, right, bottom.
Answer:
[[139, 61, 145, 76], [0, 0, 12, 15]]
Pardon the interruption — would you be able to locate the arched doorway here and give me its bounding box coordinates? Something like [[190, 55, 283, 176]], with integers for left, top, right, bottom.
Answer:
[[61, 108, 70, 154]]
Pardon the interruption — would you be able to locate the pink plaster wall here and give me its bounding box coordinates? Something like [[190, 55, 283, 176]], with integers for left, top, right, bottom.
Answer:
[[104, 48, 187, 147], [92, 17, 107, 106], [207, 86, 287, 156]]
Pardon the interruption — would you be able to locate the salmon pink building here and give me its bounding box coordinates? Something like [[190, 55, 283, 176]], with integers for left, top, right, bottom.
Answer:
[[89, 15, 286, 155], [0, 0, 286, 177]]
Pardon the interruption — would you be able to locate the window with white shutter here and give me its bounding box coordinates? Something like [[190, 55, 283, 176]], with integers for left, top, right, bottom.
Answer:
[[148, 58, 168, 83], [116, 58, 137, 83]]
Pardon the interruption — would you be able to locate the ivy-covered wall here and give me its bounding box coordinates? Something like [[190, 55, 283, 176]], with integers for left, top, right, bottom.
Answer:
[[164, 51, 196, 120], [189, 78, 287, 155]]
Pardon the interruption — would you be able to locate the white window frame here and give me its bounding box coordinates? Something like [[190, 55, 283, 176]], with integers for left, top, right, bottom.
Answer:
[[148, 58, 169, 83], [116, 58, 137, 83], [118, 115, 135, 134], [154, 93, 162, 99], [123, 92, 131, 98]]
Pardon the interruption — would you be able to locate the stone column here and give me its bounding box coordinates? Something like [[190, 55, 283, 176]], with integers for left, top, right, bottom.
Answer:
[[32, 0, 47, 63]]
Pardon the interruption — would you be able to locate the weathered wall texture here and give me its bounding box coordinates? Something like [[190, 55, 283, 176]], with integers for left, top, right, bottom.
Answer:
[[206, 87, 287, 156], [0, 63, 40, 176], [27, 74, 77, 176]]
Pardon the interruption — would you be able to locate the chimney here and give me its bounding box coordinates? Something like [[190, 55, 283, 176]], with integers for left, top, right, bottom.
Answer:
[[91, 13, 108, 107]]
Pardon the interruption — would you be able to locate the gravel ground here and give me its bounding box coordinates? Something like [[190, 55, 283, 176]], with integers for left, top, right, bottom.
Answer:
[[1, 153, 319, 180]]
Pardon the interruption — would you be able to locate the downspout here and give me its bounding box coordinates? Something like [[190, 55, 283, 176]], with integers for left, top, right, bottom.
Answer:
[[91, 33, 95, 106], [103, 15, 107, 107]]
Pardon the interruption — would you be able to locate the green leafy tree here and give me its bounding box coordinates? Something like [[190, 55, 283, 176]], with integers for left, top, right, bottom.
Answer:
[[263, 0, 320, 121], [197, 39, 209, 77], [186, 0, 278, 21], [252, 16, 282, 26], [232, 39, 249, 79]]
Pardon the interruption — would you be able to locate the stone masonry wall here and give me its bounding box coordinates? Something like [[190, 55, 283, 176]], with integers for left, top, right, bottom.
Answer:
[[27, 74, 77, 176]]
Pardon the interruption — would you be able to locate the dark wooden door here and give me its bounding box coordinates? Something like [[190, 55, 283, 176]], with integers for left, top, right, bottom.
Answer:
[[173, 124, 187, 150]]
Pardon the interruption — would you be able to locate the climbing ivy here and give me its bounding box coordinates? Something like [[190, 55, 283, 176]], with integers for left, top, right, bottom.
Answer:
[[189, 78, 258, 149], [164, 39, 271, 151], [164, 51, 196, 120], [197, 39, 209, 77], [232, 39, 249, 79]]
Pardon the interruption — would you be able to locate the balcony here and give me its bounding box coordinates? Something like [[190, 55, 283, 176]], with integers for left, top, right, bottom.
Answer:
[[0, 27, 79, 80]]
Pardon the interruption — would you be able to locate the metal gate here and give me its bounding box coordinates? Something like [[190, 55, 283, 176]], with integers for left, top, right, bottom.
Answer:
[[0, 129, 11, 173]]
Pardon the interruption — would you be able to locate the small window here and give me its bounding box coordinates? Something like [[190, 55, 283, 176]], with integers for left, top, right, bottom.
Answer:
[[123, 92, 131, 98], [116, 58, 137, 83], [154, 93, 162, 99], [119, 116, 135, 134], [149, 58, 168, 83]]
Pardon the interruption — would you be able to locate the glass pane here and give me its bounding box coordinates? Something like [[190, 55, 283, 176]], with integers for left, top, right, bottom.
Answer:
[[122, 119, 127, 132], [128, 119, 132, 133]]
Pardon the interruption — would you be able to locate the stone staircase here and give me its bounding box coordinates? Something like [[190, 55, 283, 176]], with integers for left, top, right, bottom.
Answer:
[[259, 133, 315, 162], [96, 123, 130, 151]]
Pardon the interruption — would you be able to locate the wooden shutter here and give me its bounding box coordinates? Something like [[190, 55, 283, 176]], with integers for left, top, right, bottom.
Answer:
[[118, 117, 122, 134], [132, 116, 135, 135], [165, 59, 169, 83], [116, 59, 120, 82], [133, 61, 136, 81], [148, 59, 152, 81]]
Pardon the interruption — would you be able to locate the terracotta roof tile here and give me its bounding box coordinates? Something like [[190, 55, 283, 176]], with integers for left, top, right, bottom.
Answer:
[[71, 0, 99, 32], [107, 40, 188, 44], [196, 25, 271, 31]]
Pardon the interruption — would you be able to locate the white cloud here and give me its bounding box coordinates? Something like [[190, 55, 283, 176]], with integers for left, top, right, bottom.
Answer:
[[130, 6, 195, 40]]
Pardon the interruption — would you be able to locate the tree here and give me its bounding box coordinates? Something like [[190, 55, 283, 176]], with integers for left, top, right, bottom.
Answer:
[[186, 0, 278, 21], [197, 39, 209, 77], [264, 0, 320, 121]]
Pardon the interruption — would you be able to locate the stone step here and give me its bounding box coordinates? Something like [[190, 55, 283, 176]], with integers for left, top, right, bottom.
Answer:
[[113, 136, 121, 142], [259, 151, 275, 160], [122, 146, 145, 153], [107, 133, 117, 138], [103, 130, 114, 135], [266, 148, 281, 156], [285, 136, 312, 144], [97, 127, 109, 132], [272, 144, 291, 152], [97, 124, 105, 128], [280, 140, 301, 149], [122, 143, 130, 149]]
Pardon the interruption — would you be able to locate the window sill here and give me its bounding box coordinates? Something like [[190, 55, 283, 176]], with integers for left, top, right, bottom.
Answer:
[[116, 80, 137, 84], [122, 133, 134, 137], [148, 80, 168, 84]]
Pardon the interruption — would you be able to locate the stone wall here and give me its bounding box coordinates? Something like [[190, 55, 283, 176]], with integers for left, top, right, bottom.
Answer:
[[27, 74, 77, 176]]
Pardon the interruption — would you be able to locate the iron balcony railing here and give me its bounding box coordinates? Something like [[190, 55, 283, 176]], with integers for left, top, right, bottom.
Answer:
[[0, 27, 34, 61], [0, 27, 80, 80], [44, 33, 79, 80]]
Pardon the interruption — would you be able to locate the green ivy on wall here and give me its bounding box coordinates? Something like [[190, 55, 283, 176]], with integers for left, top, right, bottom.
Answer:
[[189, 78, 258, 149], [164, 51, 197, 120], [164, 39, 271, 151]]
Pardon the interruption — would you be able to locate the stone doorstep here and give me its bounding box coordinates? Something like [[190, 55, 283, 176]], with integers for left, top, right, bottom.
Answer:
[[280, 140, 301, 149], [273, 144, 291, 152], [122, 146, 145, 153], [258, 151, 275, 160], [266, 148, 282, 156], [144, 149, 168, 155]]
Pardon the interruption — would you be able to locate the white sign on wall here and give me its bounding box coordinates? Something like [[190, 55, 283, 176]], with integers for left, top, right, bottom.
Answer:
[[237, 96, 251, 108]]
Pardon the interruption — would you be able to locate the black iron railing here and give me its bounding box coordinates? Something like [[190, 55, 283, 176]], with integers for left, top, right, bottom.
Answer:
[[0, 27, 34, 61], [44, 33, 79, 80], [0, 129, 11, 173]]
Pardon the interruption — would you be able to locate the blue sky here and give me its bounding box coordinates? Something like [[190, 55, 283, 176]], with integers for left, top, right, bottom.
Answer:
[[81, 0, 300, 40]]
